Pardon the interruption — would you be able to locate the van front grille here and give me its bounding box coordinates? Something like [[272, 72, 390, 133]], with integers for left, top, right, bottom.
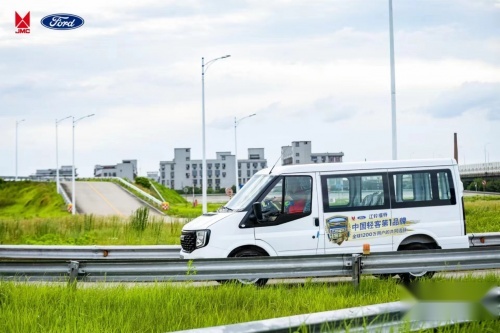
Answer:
[[181, 231, 196, 253]]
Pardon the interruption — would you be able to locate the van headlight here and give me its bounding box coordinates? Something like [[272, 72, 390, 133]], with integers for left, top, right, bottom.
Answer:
[[195, 230, 210, 249]]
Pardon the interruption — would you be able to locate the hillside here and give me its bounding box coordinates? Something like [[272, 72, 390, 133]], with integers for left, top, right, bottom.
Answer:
[[0, 180, 68, 218], [148, 180, 187, 204]]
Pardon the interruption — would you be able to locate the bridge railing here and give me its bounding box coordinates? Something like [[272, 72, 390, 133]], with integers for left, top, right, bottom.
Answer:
[[459, 162, 500, 176]]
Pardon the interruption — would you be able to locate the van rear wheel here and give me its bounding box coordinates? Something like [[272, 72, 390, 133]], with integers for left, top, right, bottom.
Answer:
[[399, 243, 435, 283]]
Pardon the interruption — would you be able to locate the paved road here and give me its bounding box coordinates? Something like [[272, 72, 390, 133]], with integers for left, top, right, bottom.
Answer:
[[62, 181, 164, 217], [183, 194, 230, 204]]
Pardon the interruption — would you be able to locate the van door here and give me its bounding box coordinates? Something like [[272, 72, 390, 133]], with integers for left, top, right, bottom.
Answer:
[[318, 171, 394, 254], [254, 174, 320, 255]]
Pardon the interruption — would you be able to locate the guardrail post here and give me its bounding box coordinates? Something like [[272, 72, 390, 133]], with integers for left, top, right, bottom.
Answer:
[[352, 254, 362, 288], [68, 260, 80, 286]]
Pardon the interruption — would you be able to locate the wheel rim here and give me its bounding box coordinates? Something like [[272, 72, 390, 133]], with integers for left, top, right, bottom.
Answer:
[[238, 278, 260, 284], [409, 271, 427, 277]]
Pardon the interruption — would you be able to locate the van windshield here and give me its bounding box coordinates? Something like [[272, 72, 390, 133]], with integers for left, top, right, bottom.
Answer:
[[224, 175, 275, 211]]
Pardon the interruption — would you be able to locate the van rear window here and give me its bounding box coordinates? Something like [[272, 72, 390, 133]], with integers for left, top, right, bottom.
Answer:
[[389, 169, 456, 208]]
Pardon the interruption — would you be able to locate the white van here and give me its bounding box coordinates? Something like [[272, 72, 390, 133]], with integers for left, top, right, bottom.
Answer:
[[180, 159, 468, 284]]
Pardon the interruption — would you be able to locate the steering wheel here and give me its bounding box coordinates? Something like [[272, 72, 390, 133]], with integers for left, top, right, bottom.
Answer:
[[261, 198, 281, 219]]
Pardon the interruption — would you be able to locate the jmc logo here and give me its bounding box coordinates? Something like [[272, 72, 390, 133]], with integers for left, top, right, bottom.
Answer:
[[15, 11, 30, 34]]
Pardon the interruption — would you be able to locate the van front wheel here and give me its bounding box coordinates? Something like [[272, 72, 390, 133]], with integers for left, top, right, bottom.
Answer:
[[399, 243, 435, 283], [223, 249, 269, 287]]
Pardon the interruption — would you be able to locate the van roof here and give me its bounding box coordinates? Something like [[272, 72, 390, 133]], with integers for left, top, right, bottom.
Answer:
[[260, 158, 457, 176]]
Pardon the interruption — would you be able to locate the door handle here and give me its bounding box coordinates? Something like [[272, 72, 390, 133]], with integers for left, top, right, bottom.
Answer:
[[314, 218, 319, 227]]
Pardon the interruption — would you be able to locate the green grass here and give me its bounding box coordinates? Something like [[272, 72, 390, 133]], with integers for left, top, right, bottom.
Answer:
[[0, 181, 67, 218], [149, 180, 187, 204], [0, 197, 497, 245], [0, 215, 184, 245], [464, 196, 500, 233], [167, 202, 223, 218], [0, 275, 498, 332]]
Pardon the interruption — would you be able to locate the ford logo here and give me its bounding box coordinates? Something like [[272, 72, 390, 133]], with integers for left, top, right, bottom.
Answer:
[[41, 13, 84, 30]]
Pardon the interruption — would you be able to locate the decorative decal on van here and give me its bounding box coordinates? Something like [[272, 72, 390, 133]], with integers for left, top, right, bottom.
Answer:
[[325, 212, 416, 244], [326, 216, 349, 245]]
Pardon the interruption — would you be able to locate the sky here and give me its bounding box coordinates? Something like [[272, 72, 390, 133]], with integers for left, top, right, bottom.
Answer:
[[1, 0, 499, 178]]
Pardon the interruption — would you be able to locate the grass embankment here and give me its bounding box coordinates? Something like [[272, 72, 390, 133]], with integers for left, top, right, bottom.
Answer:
[[464, 196, 500, 233], [130, 179, 225, 217], [0, 196, 498, 245], [0, 181, 67, 218], [0, 275, 498, 332], [0, 214, 184, 245]]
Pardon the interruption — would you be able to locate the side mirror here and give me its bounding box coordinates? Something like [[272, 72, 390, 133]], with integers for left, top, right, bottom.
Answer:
[[253, 202, 263, 221]]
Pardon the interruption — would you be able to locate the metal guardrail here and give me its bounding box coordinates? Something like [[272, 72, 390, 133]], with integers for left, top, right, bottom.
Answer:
[[360, 247, 500, 276], [1, 247, 500, 284], [0, 245, 181, 260], [469, 232, 500, 247], [58, 182, 72, 205], [0, 254, 350, 283], [111, 177, 163, 206], [173, 288, 500, 333]]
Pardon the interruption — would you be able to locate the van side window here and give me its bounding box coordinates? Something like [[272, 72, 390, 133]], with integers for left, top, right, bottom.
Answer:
[[393, 172, 432, 202], [260, 176, 312, 224], [437, 172, 451, 200], [322, 173, 388, 212], [389, 169, 456, 208]]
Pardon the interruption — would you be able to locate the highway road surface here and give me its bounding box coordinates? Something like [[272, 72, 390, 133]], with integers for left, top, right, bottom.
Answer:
[[61, 181, 164, 217]]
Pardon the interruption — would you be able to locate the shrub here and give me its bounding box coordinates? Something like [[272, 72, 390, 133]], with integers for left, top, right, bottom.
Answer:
[[129, 207, 149, 232], [135, 177, 151, 189]]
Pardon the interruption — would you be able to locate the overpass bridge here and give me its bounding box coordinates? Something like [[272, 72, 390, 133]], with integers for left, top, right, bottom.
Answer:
[[459, 162, 500, 180]]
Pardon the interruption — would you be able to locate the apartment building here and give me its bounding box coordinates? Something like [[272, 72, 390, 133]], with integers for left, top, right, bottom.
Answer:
[[281, 141, 343, 165], [159, 148, 267, 191], [94, 159, 137, 180]]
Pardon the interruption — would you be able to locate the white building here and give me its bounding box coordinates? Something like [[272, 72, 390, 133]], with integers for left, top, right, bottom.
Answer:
[[94, 159, 137, 180], [281, 141, 343, 165], [159, 148, 267, 191], [238, 148, 267, 188], [146, 171, 159, 182], [30, 165, 74, 180]]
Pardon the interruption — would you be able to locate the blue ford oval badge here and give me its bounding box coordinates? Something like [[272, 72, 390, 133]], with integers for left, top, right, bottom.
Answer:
[[41, 13, 84, 30]]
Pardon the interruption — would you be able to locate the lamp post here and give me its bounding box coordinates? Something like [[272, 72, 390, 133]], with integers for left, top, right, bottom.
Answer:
[[15, 119, 26, 181], [234, 113, 256, 193], [56, 116, 72, 193], [484, 142, 490, 164], [201, 54, 230, 214], [389, 0, 397, 160], [72, 114, 95, 215]]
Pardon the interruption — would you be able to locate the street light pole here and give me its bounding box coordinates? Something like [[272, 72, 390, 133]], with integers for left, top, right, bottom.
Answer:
[[201, 54, 230, 214], [234, 113, 256, 194], [72, 114, 95, 215], [15, 119, 25, 181], [484, 142, 490, 164], [389, 0, 397, 160], [56, 116, 72, 193]]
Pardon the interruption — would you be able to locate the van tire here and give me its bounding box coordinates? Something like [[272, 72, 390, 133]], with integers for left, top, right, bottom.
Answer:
[[399, 243, 435, 283], [234, 249, 269, 286], [217, 249, 269, 286]]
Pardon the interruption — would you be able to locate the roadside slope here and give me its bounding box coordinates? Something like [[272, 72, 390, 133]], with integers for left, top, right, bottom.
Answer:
[[62, 181, 164, 217], [0, 181, 67, 218]]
